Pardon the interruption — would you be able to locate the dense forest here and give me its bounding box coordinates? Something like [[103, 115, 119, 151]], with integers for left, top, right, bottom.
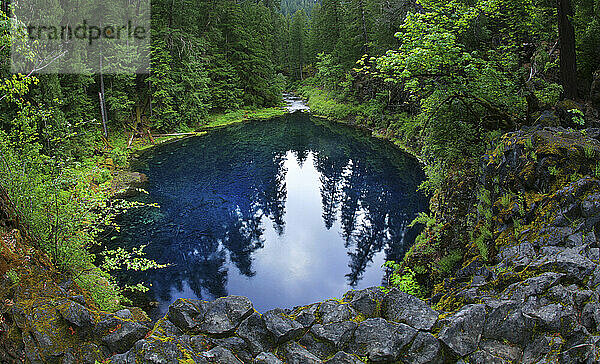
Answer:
[[1, 0, 600, 342]]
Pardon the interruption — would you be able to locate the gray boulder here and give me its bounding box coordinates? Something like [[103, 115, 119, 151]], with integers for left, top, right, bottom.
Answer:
[[200, 296, 254, 337], [467, 340, 522, 364], [168, 298, 206, 332], [498, 242, 536, 269], [202, 346, 244, 364], [523, 302, 578, 334], [294, 310, 317, 328], [400, 331, 444, 364], [500, 272, 564, 301], [154, 317, 185, 337], [317, 301, 357, 324], [310, 321, 357, 350], [344, 287, 386, 318], [522, 334, 564, 362], [438, 304, 486, 357], [483, 301, 535, 346], [190, 335, 212, 353], [236, 312, 276, 355], [115, 309, 134, 320], [582, 193, 600, 218], [298, 332, 337, 359], [280, 341, 322, 364], [58, 301, 93, 328], [120, 338, 207, 364], [253, 352, 284, 364], [101, 320, 148, 354], [532, 248, 596, 281], [263, 309, 305, 344], [381, 289, 438, 330], [348, 318, 417, 363], [581, 302, 600, 332], [210, 336, 254, 363], [110, 350, 136, 364], [323, 351, 363, 364]]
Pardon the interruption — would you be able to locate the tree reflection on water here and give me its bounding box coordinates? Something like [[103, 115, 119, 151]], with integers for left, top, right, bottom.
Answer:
[[106, 113, 427, 318]]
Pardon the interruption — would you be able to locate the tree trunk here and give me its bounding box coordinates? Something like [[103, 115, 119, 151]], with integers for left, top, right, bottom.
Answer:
[[557, 0, 578, 99], [99, 56, 109, 139], [358, 0, 369, 54]]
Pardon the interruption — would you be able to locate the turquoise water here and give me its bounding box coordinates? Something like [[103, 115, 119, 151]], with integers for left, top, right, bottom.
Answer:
[[107, 112, 428, 318]]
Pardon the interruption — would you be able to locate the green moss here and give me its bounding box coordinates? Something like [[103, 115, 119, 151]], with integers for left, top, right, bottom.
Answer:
[[75, 268, 122, 312], [350, 313, 367, 323], [436, 250, 463, 274], [434, 294, 466, 312]]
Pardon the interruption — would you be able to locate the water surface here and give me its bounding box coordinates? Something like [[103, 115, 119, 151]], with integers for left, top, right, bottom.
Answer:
[[108, 113, 427, 318]]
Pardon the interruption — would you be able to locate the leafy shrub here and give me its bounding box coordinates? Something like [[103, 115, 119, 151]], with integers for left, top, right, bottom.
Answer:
[[298, 86, 357, 120], [0, 130, 126, 310], [384, 262, 425, 299], [437, 250, 463, 274], [568, 109, 585, 126]]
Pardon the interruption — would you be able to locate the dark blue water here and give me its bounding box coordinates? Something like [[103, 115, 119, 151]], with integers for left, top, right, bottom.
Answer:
[[108, 113, 428, 318]]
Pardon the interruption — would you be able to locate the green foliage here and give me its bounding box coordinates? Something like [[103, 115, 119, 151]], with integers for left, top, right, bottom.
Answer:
[[409, 212, 437, 229], [384, 262, 424, 298], [315, 53, 345, 90], [101, 245, 168, 272], [75, 268, 122, 311], [280, 0, 319, 16], [109, 147, 129, 167], [574, 0, 600, 85], [584, 144, 595, 159], [530, 150, 538, 162], [568, 109, 585, 126], [206, 107, 286, 128], [369, 0, 539, 183], [437, 250, 463, 275], [500, 193, 512, 207], [101, 245, 168, 293], [298, 85, 357, 120], [474, 227, 491, 261], [473, 187, 495, 261], [534, 82, 562, 108], [0, 134, 128, 308], [6, 269, 20, 284], [479, 188, 492, 206]]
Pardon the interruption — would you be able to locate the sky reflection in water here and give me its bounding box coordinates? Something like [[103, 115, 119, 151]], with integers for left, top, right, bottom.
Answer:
[[107, 113, 428, 318]]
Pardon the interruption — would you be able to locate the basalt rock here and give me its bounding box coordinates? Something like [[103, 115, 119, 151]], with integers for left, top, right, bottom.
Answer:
[[199, 296, 254, 337], [380, 288, 438, 330], [253, 352, 284, 364], [280, 341, 322, 364], [262, 309, 305, 344], [343, 287, 385, 318], [324, 351, 364, 364], [101, 320, 148, 354], [348, 318, 417, 362], [236, 312, 277, 355], [438, 304, 486, 357]]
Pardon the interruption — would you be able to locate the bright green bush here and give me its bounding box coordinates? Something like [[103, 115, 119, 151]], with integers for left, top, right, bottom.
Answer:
[[384, 262, 425, 299]]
